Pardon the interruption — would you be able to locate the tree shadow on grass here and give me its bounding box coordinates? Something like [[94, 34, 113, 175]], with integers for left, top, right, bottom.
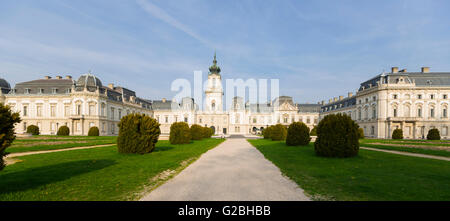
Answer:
[[153, 146, 174, 152], [0, 159, 116, 194]]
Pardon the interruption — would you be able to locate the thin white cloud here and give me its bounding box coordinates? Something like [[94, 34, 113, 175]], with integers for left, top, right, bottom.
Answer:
[[136, 0, 213, 48]]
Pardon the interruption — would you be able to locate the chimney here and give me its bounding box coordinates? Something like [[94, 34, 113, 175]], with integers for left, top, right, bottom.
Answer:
[[339, 96, 344, 101], [108, 83, 114, 89], [56, 76, 62, 79], [162, 98, 166, 103], [65, 75, 72, 80], [321, 100, 325, 105], [44, 76, 51, 79], [348, 92, 353, 97], [421, 67, 430, 73], [391, 67, 399, 73]]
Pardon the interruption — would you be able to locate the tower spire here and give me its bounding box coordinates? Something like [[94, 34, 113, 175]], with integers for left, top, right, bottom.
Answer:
[[209, 51, 221, 75]]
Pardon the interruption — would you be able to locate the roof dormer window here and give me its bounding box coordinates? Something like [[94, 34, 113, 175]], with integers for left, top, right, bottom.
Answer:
[[52, 88, 57, 94], [38, 88, 44, 94], [25, 88, 31, 94]]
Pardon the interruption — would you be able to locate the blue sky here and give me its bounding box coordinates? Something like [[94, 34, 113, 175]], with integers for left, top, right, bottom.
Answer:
[[1, 0, 450, 103]]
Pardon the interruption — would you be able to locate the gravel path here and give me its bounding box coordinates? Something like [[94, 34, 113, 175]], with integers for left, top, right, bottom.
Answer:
[[140, 138, 310, 201], [361, 147, 450, 161]]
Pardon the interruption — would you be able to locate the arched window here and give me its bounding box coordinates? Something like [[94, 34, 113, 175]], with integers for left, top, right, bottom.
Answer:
[[393, 106, 398, 117], [417, 106, 422, 117], [442, 105, 448, 118], [404, 104, 410, 117], [372, 106, 377, 119], [211, 100, 216, 111]]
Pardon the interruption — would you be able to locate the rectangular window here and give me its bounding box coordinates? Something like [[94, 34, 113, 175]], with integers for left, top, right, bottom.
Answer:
[[418, 108, 422, 117], [371, 126, 375, 135], [393, 94, 398, 99], [165, 116, 168, 123], [36, 105, 42, 117], [64, 106, 70, 117], [111, 108, 115, 120], [50, 105, 56, 117], [23, 122, 27, 131], [184, 117, 188, 123], [431, 108, 435, 118], [444, 95, 448, 99], [23, 106, 28, 116], [77, 105, 82, 115], [418, 94, 422, 99], [443, 109, 448, 118], [393, 109, 397, 117], [431, 95, 435, 99], [89, 105, 95, 116]]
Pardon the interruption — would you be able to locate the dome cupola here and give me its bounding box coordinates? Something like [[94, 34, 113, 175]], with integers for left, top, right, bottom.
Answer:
[[76, 72, 102, 91]]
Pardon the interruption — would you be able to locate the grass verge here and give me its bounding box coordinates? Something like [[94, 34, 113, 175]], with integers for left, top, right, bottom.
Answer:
[[248, 139, 450, 201], [0, 138, 224, 201]]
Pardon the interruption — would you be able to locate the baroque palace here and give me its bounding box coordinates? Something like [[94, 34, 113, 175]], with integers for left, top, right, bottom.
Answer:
[[2, 54, 449, 139], [0, 54, 320, 136]]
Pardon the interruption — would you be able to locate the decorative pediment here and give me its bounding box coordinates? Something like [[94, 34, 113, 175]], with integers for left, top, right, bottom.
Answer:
[[279, 101, 298, 111]]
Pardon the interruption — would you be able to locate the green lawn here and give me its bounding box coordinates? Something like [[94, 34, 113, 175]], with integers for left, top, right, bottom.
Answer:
[[8, 136, 117, 153], [248, 139, 450, 201], [360, 139, 450, 157], [0, 138, 224, 201]]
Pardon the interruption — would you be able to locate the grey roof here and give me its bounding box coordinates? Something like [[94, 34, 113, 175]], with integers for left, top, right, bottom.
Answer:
[[246, 103, 273, 113], [359, 71, 450, 91], [297, 103, 321, 113], [13, 78, 74, 94], [321, 96, 356, 113], [152, 100, 176, 110]]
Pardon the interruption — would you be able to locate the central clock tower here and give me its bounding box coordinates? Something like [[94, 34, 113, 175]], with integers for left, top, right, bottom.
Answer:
[[205, 52, 223, 112]]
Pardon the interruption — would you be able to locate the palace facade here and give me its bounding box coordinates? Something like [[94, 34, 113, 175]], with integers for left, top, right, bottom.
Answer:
[[0, 54, 321, 136], [320, 67, 450, 139]]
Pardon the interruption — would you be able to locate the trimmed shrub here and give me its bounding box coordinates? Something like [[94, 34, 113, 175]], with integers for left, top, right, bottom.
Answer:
[[358, 128, 365, 139], [271, 124, 287, 141], [310, 126, 317, 136], [0, 103, 21, 171], [392, 129, 403, 140], [202, 127, 214, 138], [286, 122, 311, 146], [169, 122, 191, 144], [190, 124, 204, 140], [117, 113, 161, 154], [26, 125, 40, 135], [88, 126, 100, 136], [314, 113, 359, 158], [427, 128, 440, 140], [57, 126, 70, 136], [262, 126, 273, 139]]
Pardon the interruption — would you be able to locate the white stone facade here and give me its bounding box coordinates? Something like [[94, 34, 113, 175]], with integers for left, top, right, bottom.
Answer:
[[321, 67, 450, 139]]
